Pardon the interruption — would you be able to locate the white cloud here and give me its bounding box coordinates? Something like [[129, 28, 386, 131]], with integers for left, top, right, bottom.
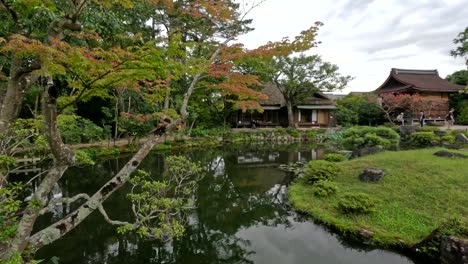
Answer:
[[237, 0, 467, 93]]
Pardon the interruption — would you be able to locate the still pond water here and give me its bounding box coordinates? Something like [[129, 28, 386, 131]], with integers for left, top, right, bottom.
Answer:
[[36, 144, 417, 264]]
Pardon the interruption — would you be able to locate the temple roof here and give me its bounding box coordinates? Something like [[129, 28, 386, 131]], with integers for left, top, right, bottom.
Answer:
[[375, 68, 464, 93]]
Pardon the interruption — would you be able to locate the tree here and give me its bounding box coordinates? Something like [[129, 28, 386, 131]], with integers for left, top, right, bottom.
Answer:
[[379, 93, 447, 125], [0, 1, 327, 262], [451, 27, 467, 66], [447, 69, 468, 124], [269, 54, 352, 126], [335, 94, 384, 126], [0, 1, 200, 262]]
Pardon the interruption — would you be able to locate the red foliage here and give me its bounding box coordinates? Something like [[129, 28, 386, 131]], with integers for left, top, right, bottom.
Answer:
[[380, 93, 449, 120]]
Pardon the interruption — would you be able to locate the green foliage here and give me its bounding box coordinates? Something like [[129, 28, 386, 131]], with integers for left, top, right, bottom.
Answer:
[[265, 54, 352, 123], [335, 105, 359, 127], [335, 94, 384, 126], [440, 135, 455, 143], [312, 180, 338, 197], [446, 70, 468, 86], [337, 193, 377, 214], [75, 150, 96, 166], [285, 127, 300, 138], [302, 160, 340, 184], [0, 183, 23, 245], [341, 126, 399, 150], [450, 27, 467, 65], [289, 148, 468, 248], [189, 126, 230, 138], [306, 128, 327, 139], [415, 217, 468, 259], [278, 162, 306, 177], [448, 129, 466, 136], [420, 126, 441, 133], [410, 132, 439, 147], [58, 115, 104, 144], [122, 156, 203, 240], [0, 155, 17, 175], [324, 153, 346, 162], [457, 106, 468, 125], [80, 147, 120, 160]]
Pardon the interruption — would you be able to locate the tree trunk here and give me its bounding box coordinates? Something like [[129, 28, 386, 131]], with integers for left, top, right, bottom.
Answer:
[[2, 85, 74, 260], [179, 39, 231, 121], [27, 126, 177, 251], [180, 73, 202, 120], [0, 59, 29, 131], [286, 101, 295, 127], [163, 81, 171, 109]]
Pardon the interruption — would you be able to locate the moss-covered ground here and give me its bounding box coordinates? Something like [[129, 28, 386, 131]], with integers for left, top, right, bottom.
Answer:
[[289, 148, 468, 247]]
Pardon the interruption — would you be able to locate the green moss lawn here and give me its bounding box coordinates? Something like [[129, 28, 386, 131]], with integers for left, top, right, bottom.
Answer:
[[289, 148, 468, 246]]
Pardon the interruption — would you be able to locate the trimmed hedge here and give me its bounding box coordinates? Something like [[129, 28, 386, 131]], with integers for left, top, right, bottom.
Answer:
[[341, 126, 399, 150], [302, 160, 340, 184]]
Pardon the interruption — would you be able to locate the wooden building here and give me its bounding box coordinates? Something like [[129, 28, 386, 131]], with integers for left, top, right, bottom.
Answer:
[[231, 83, 336, 128], [374, 68, 464, 117]]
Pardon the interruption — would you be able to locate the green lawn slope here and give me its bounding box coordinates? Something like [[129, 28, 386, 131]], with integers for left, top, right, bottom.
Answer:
[[289, 148, 468, 247]]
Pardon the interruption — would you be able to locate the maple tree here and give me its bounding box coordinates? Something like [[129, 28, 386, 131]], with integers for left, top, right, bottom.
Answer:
[[379, 93, 448, 124]]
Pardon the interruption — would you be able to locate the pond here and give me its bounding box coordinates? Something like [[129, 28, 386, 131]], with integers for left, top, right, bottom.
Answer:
[[35, 143, 419, 264]]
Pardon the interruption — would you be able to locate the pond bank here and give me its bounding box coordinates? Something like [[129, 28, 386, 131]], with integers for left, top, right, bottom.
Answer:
[[288, 148, 468, 263], [73, 128, 338, 159]]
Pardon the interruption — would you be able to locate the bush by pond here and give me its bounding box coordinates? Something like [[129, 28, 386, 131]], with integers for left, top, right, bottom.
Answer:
[[340, 126, 399, 150], [313, 180, 338, 197], [302, 160, 340, 184], [337, 193, 377, 214], [324, 153, 346, 162]]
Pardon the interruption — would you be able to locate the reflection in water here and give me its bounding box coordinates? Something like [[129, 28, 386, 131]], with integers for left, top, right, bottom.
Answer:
[[36, 144, 416, 264]]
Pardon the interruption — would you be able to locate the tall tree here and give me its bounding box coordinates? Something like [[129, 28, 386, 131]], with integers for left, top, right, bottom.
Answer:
[[451, 27, 467, 66], [269, 54, 352, 126]]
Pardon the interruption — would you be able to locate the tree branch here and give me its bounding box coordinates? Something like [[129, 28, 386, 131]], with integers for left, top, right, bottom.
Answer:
[[28, 120, 182, 251], [0, 0, 19, 31], [39, 193, 90, 215]]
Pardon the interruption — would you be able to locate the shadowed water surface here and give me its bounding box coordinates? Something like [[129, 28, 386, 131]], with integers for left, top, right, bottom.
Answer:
[[35, 144, 417, 264]]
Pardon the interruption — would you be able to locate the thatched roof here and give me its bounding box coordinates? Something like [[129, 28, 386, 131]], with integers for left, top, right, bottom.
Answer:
[[259, 83, 287, 107], [259, 83, 334, 106]]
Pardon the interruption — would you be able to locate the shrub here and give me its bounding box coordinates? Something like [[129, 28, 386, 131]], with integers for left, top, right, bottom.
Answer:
[[421, 126, 441, 133], [337, 193, 377, 214], [58, 115, 104, 144], [448, 129, 468, 138], [457, 107, 468, 125], [341, 126, 399, 150], [190, 126, 230, 138], [285, 127, 300, 138], [440, 135, 455, 143], [306, 128, 327, 139], [324, 153, 346, 162], [302, 160, 340, 184], [410, 132, 439, 147], [312, 180, 338, 197]]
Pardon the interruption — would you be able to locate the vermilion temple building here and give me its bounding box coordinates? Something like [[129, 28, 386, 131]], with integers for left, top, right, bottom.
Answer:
[[374, 68, 465, 118]]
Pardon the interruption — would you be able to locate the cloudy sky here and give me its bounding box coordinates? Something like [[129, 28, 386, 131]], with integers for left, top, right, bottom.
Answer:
[[237, 0, 468, 93]]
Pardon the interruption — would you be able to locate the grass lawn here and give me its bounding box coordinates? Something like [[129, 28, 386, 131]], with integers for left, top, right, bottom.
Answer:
[[288, 148, 468, 247]]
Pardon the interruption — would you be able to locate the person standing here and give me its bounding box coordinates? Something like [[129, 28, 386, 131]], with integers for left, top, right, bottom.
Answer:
[[419, 111, 425, 127], [396, 112, 405, 126], [446, 108, 455, 129]]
